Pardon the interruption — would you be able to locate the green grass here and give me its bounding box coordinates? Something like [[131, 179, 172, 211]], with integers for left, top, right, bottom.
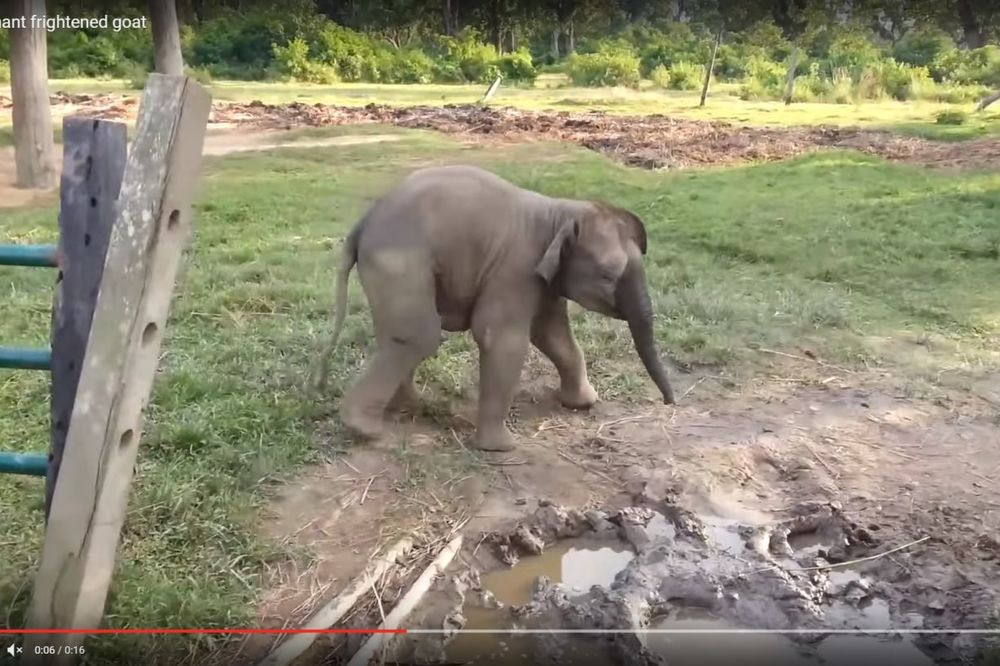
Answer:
[[3, 73, 999, 142], [1, 127, 998, 661]]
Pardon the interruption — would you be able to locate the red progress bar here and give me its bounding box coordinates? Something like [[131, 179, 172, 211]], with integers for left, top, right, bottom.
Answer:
[[0, 629, 406, 635]]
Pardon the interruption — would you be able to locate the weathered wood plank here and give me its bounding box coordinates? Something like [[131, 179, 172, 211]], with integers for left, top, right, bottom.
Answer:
[[47, 117, 128, 521], [23, 74, 211, 664]]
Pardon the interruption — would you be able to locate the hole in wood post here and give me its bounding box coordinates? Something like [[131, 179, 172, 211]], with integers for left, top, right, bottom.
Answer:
[[119, 429, 135, 448], [90, 197, 97, 208], [93, 120, 99, 131], [56, 270, 64, 283], [84, 233, 91, 246], [55, 419, 65, 431], [167, 210, 181, 230], [68, 361, 76, 372], [142, 322, 158, 346]]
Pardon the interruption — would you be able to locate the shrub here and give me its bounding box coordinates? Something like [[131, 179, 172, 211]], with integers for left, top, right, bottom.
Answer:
[[827, 67, 854, 104], [390, 49, 435, 84], [271, 37, 311, 80], [185, 65, 213, 85], [823, 28, 882, 76], [191, 11, 289, 75], [565, 51, 641, 87], [935, 109, 967, 125], [667, 61, 704, 90], [892, 28, 954, 68], [0, 60, 9, 84], [649, 64, 671, 88], [496, 48, 537, 82]]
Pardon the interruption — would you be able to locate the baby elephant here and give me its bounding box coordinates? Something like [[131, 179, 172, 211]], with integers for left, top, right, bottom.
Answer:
[[315, 165, 675, 452]]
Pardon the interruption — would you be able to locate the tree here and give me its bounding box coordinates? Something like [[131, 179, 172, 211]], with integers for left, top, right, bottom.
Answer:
[[8, 0, 56, 190], [149, 0, 185, 75]]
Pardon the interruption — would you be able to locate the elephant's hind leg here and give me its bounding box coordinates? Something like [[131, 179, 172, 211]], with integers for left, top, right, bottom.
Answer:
[[340, 253, 441, 440], [531, 297, 598, 410]]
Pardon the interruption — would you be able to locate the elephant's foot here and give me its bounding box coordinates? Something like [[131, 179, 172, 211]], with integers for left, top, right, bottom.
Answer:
[[387, 382, 421, 412], [558, 380, 599, 410], [340, 402, 385, 440], [473, 425, 517, 452]]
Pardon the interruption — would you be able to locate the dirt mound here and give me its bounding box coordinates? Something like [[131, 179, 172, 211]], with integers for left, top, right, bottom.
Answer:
[[12, 91, 997, 171]]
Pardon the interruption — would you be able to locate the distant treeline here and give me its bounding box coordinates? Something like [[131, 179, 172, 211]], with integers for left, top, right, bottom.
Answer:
[[0, 0, 997, 103]]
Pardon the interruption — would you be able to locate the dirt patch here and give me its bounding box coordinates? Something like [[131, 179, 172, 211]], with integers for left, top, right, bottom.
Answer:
[[0, 128, 404, 209], [251, 354, 1000, 665], [10, 91, 996, 171]]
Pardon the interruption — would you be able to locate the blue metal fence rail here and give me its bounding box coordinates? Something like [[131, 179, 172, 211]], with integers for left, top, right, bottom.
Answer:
[[0, 244, 57, 476]]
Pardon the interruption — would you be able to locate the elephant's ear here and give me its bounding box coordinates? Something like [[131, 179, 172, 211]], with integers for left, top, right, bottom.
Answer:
[[616, 207, 648, 255], [536, 219, 580, 284]]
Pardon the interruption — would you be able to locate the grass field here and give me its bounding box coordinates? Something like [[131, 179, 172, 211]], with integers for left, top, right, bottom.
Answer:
[[1, 120, 999, 660], [3, 74, 1000, 143]]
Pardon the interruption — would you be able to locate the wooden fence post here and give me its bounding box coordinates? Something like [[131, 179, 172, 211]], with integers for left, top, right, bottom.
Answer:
[[23, 74, 211, 664], [47, 117, 128, 520]]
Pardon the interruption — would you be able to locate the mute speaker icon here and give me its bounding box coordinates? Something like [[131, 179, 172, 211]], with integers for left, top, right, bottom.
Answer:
[[5, 644, 14, 657]]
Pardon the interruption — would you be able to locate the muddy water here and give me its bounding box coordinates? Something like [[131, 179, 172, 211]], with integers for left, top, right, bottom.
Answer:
[[646, 608, 935, 666], [445, 539, 633, 664]]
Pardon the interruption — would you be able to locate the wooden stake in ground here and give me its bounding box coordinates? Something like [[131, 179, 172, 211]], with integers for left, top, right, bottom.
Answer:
[[699, 24, 723, 108], [8, 0, 56, 189], [258, 538, 415, 666], [976, 88, 1000, 112], [47, 117, 128, 520], [148, 0, 185, 75], [482, 75, 503, 105], [783, 45, 799, 106], [346, 536, 464, 666], [23, 74, 211, 665]]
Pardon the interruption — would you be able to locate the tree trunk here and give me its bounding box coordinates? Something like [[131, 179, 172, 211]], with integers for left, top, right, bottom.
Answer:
[[9, 0, 57, 190], [551, 27, 560, 60], [977, 88, 1000, 112], [149, 0, 185, 75], [699, 25, 723, 108], [442, 0, 453, 35], [568, 21, 575, 53], [956, 0, 986, 48], [783, 44, 798, 106]]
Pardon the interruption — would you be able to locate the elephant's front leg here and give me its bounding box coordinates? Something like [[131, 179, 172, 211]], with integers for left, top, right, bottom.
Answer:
[[472, 302, 531, 452], [531, 297, 598, 410]]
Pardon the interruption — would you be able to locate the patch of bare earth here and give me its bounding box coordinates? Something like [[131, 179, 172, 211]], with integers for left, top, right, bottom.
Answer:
[[10, 91, 996, 171], [246, 345, 1000, 665]]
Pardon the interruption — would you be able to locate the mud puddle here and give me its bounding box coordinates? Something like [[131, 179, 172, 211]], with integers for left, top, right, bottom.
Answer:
[[445, 537, 633, 664], [401, 500, 994, 665]]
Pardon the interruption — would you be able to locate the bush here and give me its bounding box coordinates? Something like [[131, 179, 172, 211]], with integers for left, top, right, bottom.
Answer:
[[667, 61, 704, 90], [892, 28, 954, 68], [649, 64, 671, 88], [935, 109, 967, 125], [565, 51, 641, 87], [0, 59, 9, 84], [496, 48, 537, 82], [389, 49, 435, 84], [824, 29, 882, 76]]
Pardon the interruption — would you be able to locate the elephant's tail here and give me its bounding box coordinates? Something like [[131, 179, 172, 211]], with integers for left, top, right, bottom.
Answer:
[[311, 223, 361, 392]]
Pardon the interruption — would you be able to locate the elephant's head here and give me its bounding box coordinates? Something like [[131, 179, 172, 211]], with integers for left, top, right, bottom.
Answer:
[[535, 202, 676, 405]]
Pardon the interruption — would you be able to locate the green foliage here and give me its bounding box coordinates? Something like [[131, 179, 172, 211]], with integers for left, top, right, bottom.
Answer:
[[0, 59, 9, 84], [497, 49, 538, 83], [565, 51, 641, 87], [935, 109, 968, 125], [649, 64, 671, 88], [893, 28, 955, 68], [667, 61, 704, 91]]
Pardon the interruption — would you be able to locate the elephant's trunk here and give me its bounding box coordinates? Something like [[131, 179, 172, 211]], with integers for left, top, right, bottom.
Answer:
[[615, 261, 676, 405]]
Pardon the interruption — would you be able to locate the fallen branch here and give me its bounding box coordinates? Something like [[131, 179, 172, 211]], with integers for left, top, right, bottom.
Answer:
[[257, 538, 414, 666], [754, 536, 931, 575], [556, 449, 619, 485], [346, 535, 464, 666], [976, 88, 1000, 112]]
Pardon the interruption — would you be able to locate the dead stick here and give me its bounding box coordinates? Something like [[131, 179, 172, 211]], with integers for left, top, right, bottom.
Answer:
[[802, 440, 837, 478], [757, 348, 853, 374], [257, 538, 414, 666], [753, 536, 930, 575], [346, 535, 464, 666], [556, 449, 619, 485]]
